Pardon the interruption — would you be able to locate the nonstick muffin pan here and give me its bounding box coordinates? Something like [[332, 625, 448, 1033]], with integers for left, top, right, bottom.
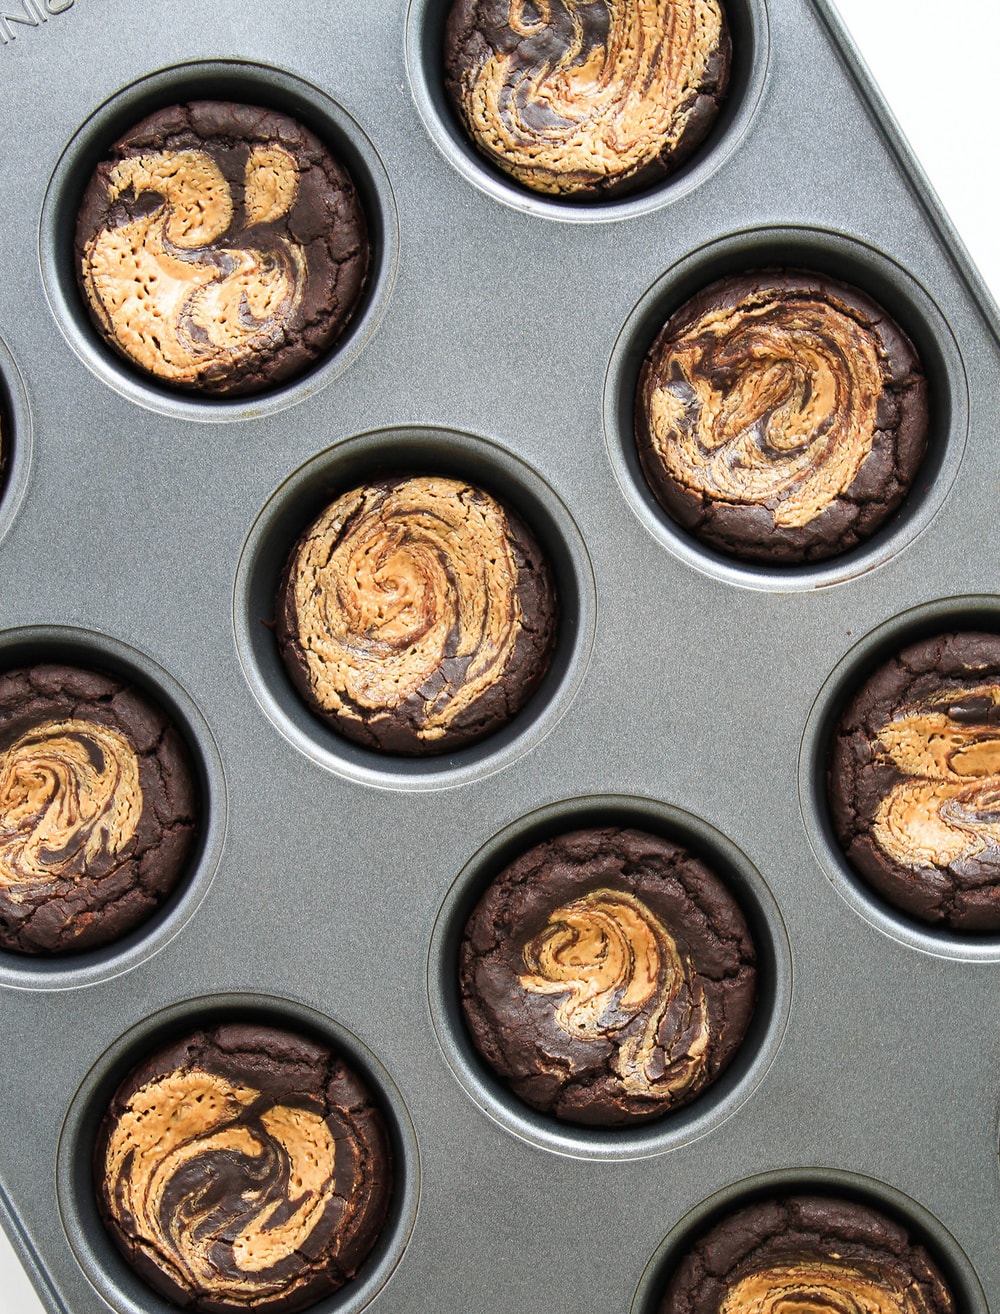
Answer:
[[2, 1, 1000, 1311]]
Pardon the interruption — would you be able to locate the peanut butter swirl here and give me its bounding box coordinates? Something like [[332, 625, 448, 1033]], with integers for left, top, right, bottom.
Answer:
[[872, 683, 1000, 870], [644, 286, 886, 529], [447, 0, 729, 196], [280, 474, 556, 753], [519, 887, 710, 1099], [80, 145, 306, 386], [102, 1069, 341, 1305], [0, 718, 141, 896], [720, 1258, 939, 1314]]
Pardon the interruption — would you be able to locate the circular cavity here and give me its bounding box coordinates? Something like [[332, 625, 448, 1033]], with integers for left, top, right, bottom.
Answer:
[[428, 795, 790, 1159], [632, 1171, 986, 1314], [234, 427, 596, 791], [635, 270, 928, 564], [277, 474, 558, 756], [605, 227, 968, 590], [40, 60, 398, 422], [800, 597, 1000, 960], [0, 335, 32, 554], [0, 627, 225, 991], [57, 995, 418, 1314], [405, 0, 769, 222]]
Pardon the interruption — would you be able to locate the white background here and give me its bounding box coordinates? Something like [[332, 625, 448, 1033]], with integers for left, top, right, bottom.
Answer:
[[2, 3, 999, 1312]]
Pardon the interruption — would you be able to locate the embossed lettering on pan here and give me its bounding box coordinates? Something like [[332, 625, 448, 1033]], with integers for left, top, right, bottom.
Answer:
[[635, 271, 930, 563], [829, 632, 1000, 932], [75, 101, 369, 396], [444, 0, 732, 198], [0, 0, 75, 46]]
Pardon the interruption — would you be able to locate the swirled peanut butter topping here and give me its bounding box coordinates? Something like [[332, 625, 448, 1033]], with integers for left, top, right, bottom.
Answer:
[[720, 1258, 933, 1314], [873, 683, 1000, 869], [289, 476, 523, 742], [0, 719, 141, 895], [453, 0, 726, 195], [646, 290, 885, 527], [102, 1068, 341, 1301], [81, 145, 305, 384], [519, 888, 710, 1098]]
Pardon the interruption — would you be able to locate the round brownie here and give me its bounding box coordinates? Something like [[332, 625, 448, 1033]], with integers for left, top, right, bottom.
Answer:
[[75, 101, 369, 395], [636, 271, 929, 563], [444, 0, 731, 199], [829, 631, 1000, 931], [277, 474, 557, 755], [659, 1194, 955, 1314], [460, 826, 756, 1124], [0, 664, 197, 955], [95, 1023, 392, 1313]]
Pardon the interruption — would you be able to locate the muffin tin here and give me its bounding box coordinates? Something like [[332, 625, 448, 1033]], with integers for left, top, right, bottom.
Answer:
[[2, 1, 1000, 1311]]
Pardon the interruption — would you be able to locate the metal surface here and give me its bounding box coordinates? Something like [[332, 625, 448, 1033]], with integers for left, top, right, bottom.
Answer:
[[0, 1, 998, 1311]]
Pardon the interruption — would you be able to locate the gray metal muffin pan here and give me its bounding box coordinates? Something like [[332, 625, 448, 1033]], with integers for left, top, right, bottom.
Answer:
[[1, 0, 1000, 1311]]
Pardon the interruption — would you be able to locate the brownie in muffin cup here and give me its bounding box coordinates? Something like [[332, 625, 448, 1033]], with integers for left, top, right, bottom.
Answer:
[[829, 632, 1000, 931], [95, 1023, 392, 1313], [0, 664, 197, 955], [76, 101, 369, 395], [277, 474, 557, 755], [659, 1194, 955, 1314], [444, 0, 731, 199], [460, 826, 756, 1125], [636, 271, 929, 563]]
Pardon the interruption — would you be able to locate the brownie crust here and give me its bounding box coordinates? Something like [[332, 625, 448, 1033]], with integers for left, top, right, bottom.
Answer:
[[95, 1022, 392, 1314], [277, 475, 558, 755], [829, 631, 1000, 931], [636, 271, 929, 563], [460, 826, 756, 1125], [0, 664, 197, 955], [76, 101, 369, 396], [444, 0, 731, 199], [660, 1195, 955, 1314]]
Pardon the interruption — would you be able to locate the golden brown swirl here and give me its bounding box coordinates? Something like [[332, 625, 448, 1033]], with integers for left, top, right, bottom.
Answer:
[[449, 0, 727, 195], [645, 287, 886, 527], [80, 146, 305, 385], [720, 1258, 936, 1314], [101, 1068, 340, 1304], [872, 682, 1000, 869], [285, 476, 530, 746], [519, 887, 710, 1098], [0, 718, 141, 895]]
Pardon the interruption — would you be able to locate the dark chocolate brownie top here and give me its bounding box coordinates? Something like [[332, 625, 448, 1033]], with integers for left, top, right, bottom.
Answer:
[[636, 271, 929, 563], [444, 0, 731, 199], [0, 664, 197, 955], [829, 631, 1000, 931], [460, 826, 756, 1125], [659, 1195, 955, 1314], [277, 474, 557, 755], [95, 1023, 392, 1314], [75, 101, 369, 396]]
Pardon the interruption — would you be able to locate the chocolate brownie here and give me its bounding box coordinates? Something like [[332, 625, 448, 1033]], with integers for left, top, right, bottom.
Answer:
[[659, 1194, 955, 1314], [829, 632, 1000, 931], [636, 271, 929, 562], [444, 0, 731, 199], [460, 827, 756, 1125], [0, 664, 197, 955], [95, 1023, 392, 1314], [277, 475, 558, 755], [76, 101, 369, 395]]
